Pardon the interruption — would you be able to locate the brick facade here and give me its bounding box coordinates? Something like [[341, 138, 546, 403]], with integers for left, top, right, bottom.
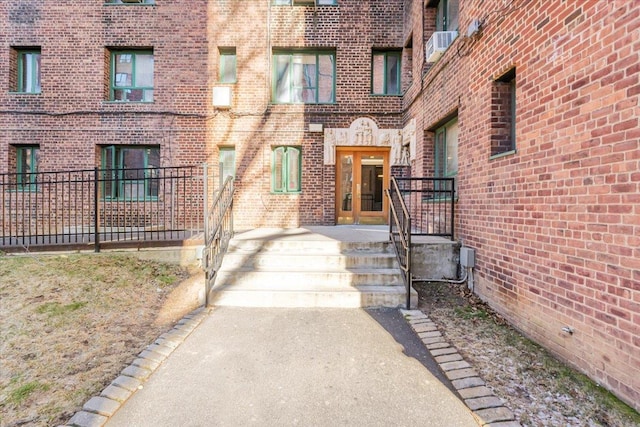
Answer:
[[1, 0, 638, 412], [405, 0, 639, 411]]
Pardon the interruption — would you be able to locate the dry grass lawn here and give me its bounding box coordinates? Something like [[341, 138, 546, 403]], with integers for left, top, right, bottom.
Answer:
[[0, 252, 195, 427]]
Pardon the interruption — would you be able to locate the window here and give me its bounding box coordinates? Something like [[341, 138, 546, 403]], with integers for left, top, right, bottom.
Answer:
[[435, 0, 459, 31], [273, 51, 335, 104], [273, 0, 337, 5], [272, 146, 301, 193], [491, 68, 516, 157], [101, 146, 160, 200], [219, 48, 237, 83], [110, 50, 154, 102], [435, 117, 458, 179], [219, 147, 236, 186], [107, 0, 155, 4], [16, 49, 41, 93], [372, 51, 401, 95], [15, 145, 40, 191]]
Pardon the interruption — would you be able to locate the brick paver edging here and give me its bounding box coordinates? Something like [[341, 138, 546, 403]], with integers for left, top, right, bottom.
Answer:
[[401, 309, 522, 427], [65, 307, 211, 427]]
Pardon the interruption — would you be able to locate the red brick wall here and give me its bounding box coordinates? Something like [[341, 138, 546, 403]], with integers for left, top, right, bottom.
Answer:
[[1, 1, 408, 229], [406, 0, 640, 410], [208, 1, 405, 228], [0, 1, 210, 176]]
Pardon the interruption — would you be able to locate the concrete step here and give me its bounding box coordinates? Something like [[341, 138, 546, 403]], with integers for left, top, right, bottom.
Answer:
[[208, 284, 416, 308], [220, 252, 398, 270], [208, 231, 414, 309], [227, 239, 393, 254], [213, 268, 404, 288]]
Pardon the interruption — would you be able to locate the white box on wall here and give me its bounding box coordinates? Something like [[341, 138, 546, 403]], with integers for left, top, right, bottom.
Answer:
[[213, 86, 232, 108]]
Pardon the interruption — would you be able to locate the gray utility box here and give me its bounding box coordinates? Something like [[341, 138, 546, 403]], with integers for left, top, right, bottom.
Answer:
[[460, 247, 476, 268]]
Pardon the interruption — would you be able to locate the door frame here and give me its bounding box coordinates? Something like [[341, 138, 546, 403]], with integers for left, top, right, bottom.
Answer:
[[335, 147, 390, 225]]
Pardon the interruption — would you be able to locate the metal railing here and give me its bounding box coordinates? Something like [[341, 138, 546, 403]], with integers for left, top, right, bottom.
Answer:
[[387, 177, 412, 309], [393, 177, 455, 239], [0, 165, 211, 252], [203, 174, 234, 306], [386, 176, 456, 309]]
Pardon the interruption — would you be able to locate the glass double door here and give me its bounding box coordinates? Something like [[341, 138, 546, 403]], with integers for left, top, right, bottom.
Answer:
[[336, 148, 389, 225]]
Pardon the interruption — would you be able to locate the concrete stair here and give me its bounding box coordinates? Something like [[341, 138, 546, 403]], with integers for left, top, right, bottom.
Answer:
[[208, 236, 415, 308]]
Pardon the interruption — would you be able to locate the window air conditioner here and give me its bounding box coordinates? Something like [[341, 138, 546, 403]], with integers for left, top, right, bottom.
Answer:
[[213, 86, 232, 108], [425, 31, 458, 63]]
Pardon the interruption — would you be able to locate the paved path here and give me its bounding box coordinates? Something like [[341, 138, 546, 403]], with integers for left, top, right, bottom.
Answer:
[[106, 307, 479, 427]]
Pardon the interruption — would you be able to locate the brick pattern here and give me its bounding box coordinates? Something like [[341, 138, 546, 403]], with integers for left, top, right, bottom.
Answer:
[[405, 0, 640, 410], [403, 310, 520, 427]]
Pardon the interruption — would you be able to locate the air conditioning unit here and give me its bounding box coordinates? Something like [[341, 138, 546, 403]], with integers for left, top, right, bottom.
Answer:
[[212, 86, 232, 108], [425, 31, 458, 63]]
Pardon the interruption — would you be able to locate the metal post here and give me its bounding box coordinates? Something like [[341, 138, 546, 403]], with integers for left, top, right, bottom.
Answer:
[[203, 164, 209, 244], [450, 178, 455, 240], [203, 164, 210, 306], [94, 167, 100, 252], [406, 215, 412, 310]]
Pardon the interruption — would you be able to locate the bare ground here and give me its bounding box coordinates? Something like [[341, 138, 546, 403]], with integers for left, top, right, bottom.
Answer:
[[416, 281, 640, 427], [2, 252, 639, 427], [0, 253, 199, 427]]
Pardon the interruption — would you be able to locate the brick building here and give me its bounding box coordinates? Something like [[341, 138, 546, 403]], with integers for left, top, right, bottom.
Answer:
[[1, 0, 638, 412], [405, 0, 639, 411]]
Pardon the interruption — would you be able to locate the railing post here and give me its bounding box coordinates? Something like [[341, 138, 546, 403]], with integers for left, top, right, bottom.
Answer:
[[450, 178, 455, 240], [406, 214, 411, 310], [94, 167, 100, 253], [203, 163, 209, 243], [203, 163, 211, 306]]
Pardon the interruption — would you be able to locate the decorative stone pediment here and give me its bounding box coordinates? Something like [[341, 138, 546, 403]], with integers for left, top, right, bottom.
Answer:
[[323, 117, 416, 166]]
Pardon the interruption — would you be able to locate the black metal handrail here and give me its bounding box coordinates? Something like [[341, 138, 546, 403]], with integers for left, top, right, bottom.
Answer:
[[387, 176, 456, 309], [387, 176, 412, 309], [203, 174, 234, 306], [0, 165, 210, 252], [393, 177, 455, 239]]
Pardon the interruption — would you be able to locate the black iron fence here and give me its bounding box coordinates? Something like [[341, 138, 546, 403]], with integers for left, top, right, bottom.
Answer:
[[0, 165, 214, 252], [393, 177, 455, 239]]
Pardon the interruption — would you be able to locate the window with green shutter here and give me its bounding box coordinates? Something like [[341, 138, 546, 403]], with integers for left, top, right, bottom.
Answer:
[[272, 146, 301, 193]]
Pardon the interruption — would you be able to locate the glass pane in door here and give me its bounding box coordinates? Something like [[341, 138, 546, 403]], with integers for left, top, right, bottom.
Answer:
[[360, 155, 383, 212], [339, 154, 353, 212]]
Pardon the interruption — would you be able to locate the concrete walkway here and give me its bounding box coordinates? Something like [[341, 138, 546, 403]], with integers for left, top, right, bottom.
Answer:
[[105, 307, 479, 427]]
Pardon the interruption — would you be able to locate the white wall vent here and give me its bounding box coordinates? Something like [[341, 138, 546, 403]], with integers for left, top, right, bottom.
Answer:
[[425, 31, 458, 63], [212, 86, 232, 108]]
